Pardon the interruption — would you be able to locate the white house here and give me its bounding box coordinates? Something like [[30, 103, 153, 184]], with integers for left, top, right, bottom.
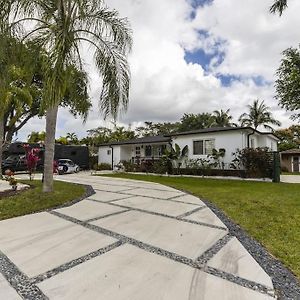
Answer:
[[98, 127, 279, 169]]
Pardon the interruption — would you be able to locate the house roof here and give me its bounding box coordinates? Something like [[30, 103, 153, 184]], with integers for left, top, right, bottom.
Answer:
[[99, 135, 171, 147], [99, 126, 279, 147], [281, 148, 300, 154], [167, 126, 279, 140]]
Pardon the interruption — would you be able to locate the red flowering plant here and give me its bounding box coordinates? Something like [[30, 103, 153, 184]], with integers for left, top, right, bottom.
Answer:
[[23, 144, 41, 180]]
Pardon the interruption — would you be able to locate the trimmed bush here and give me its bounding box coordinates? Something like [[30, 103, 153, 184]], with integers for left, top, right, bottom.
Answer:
[[93, 163, 112, 171]]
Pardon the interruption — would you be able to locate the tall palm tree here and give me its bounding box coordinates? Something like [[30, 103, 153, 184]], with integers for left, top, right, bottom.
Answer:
[[238, 99, 281, 130], [212, 109, 234, 127], [4, 0, 132, 192], [270, 0, 288, 16], [66, 132, 78, 144]]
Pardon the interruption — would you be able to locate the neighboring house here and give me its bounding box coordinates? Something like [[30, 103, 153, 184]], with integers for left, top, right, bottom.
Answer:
[[280, 149, 300, 173], [98, 127, 279, 169]]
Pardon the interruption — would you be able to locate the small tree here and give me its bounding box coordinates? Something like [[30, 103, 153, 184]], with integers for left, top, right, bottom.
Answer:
[[209, 148, 226, 169], [163, 144, 188, 174], [23, 144, 41, 180]]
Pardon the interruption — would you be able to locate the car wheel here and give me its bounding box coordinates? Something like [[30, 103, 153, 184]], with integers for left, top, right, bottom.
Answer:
[[58, 165, 68, 175]]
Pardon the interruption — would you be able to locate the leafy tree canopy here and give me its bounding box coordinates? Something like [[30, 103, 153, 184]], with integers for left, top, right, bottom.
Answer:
[[275, 47, 300, 121], [275, 125, 300, 151]]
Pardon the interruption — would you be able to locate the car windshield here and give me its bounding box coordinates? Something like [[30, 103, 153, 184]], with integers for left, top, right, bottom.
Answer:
[[58, 159, 73, 165]]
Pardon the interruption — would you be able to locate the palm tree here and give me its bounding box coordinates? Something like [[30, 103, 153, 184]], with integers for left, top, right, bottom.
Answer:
[[270, 0, 288, 16], [238, 99, 281, 130], [66, 132, 79, 144], [212, 109, 234, 127], [4, 0, 132, 192]]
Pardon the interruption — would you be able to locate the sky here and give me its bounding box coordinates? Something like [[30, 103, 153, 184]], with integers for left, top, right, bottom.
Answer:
[[17, 0, 300, 141]]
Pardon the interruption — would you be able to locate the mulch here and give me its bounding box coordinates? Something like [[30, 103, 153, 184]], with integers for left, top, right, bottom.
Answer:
[[0, 186, 32, 199]]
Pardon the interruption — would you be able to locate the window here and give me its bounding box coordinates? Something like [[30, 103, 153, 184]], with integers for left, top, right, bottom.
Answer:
[[158, 145, 166, 157], [193, 140, 203, 155], [204, 140, 215, 155], [193, 139, 215, 155], [107, 150, 111, 155], [250, 138, 255, 148], [135, 146, 141, 156], [145, 145, 152, 157]]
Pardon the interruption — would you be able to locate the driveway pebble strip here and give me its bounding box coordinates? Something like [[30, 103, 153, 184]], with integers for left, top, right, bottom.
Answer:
[[30, 241, 124, 285], [0, 251, 47, 300], [196, 234, 233, 266], [49, 210, 274, 297], [87, 197, 228, 231]]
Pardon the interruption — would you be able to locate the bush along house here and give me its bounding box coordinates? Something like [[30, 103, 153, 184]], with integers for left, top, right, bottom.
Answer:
[[98, 127, 279, 172]]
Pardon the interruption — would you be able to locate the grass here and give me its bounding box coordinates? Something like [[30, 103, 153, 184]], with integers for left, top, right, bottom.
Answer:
[[103, 173, 300, 279], [0, 180, 85, 221]]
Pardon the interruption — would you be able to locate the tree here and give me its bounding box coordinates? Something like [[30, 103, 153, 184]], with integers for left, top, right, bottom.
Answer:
[[136, 121, 179, 137], [275, 125, 300, 151], [110, 126, 136, 142], [270, 0, 288, 16], [27, 131, 46, 143], [163, 143, 189, 173], [238, 99, 281, 130], [5, 0, 132, 192], [212, 109, 235, 127], [274, 47, 300, 121], [0, 37, 91, 145], [66, 132, 79, 145], [178, 113, 215, 132]]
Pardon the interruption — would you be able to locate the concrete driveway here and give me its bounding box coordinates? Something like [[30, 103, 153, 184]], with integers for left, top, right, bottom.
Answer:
[[281, 175, 300, 183], [0, 174, 275, 299]]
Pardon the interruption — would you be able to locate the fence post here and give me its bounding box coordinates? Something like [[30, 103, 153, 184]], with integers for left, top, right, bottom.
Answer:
[[272, 151, 281, 183]]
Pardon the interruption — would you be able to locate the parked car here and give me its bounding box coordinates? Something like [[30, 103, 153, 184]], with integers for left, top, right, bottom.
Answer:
[[1, 155, 27, 174], [1, 154, 43, 174], [57, 159, 80, 175]]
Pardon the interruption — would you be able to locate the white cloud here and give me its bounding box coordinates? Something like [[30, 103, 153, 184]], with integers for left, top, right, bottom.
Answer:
[[18, 0, 299, 141]]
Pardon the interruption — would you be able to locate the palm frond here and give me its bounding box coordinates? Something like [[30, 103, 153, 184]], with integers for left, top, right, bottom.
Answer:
[[270, 0, 288, 16]]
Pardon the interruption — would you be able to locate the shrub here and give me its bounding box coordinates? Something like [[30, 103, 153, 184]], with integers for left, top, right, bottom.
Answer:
[[121, 160, 139, 172], [152, 159, 169, 174], [230, 148, 273, 178], [93, 163, 112, 171]]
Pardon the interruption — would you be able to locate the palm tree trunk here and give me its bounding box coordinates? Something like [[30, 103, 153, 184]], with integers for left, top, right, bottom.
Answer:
[[43, 105, 59, 192], [0, 118, 4, 178]]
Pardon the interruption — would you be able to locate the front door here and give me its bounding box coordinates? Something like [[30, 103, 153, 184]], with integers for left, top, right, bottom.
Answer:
[[293, 156, 299, 172]]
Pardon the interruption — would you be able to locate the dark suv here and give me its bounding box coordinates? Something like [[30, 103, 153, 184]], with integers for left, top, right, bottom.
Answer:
[[1, 155, 43, 174], [2, 155, 28, 174]]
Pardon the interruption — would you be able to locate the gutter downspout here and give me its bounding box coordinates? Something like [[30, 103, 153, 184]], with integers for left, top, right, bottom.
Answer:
[[247, 129, 255, 148], [109, 145, 114, 170]]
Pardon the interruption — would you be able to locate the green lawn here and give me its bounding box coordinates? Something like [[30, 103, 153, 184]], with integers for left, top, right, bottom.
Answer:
[[103, 173, 300, 279], [0, 180, 85, 221]]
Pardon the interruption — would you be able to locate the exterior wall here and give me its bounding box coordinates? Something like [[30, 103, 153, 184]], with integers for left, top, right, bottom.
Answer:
[[172, 131, 246, 167], [98, 146, 112, 165], [98, 145, 121, 167], [98, 130, 278, 169], [98, 143, 168, 167], [257, 135, 278, 151]]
